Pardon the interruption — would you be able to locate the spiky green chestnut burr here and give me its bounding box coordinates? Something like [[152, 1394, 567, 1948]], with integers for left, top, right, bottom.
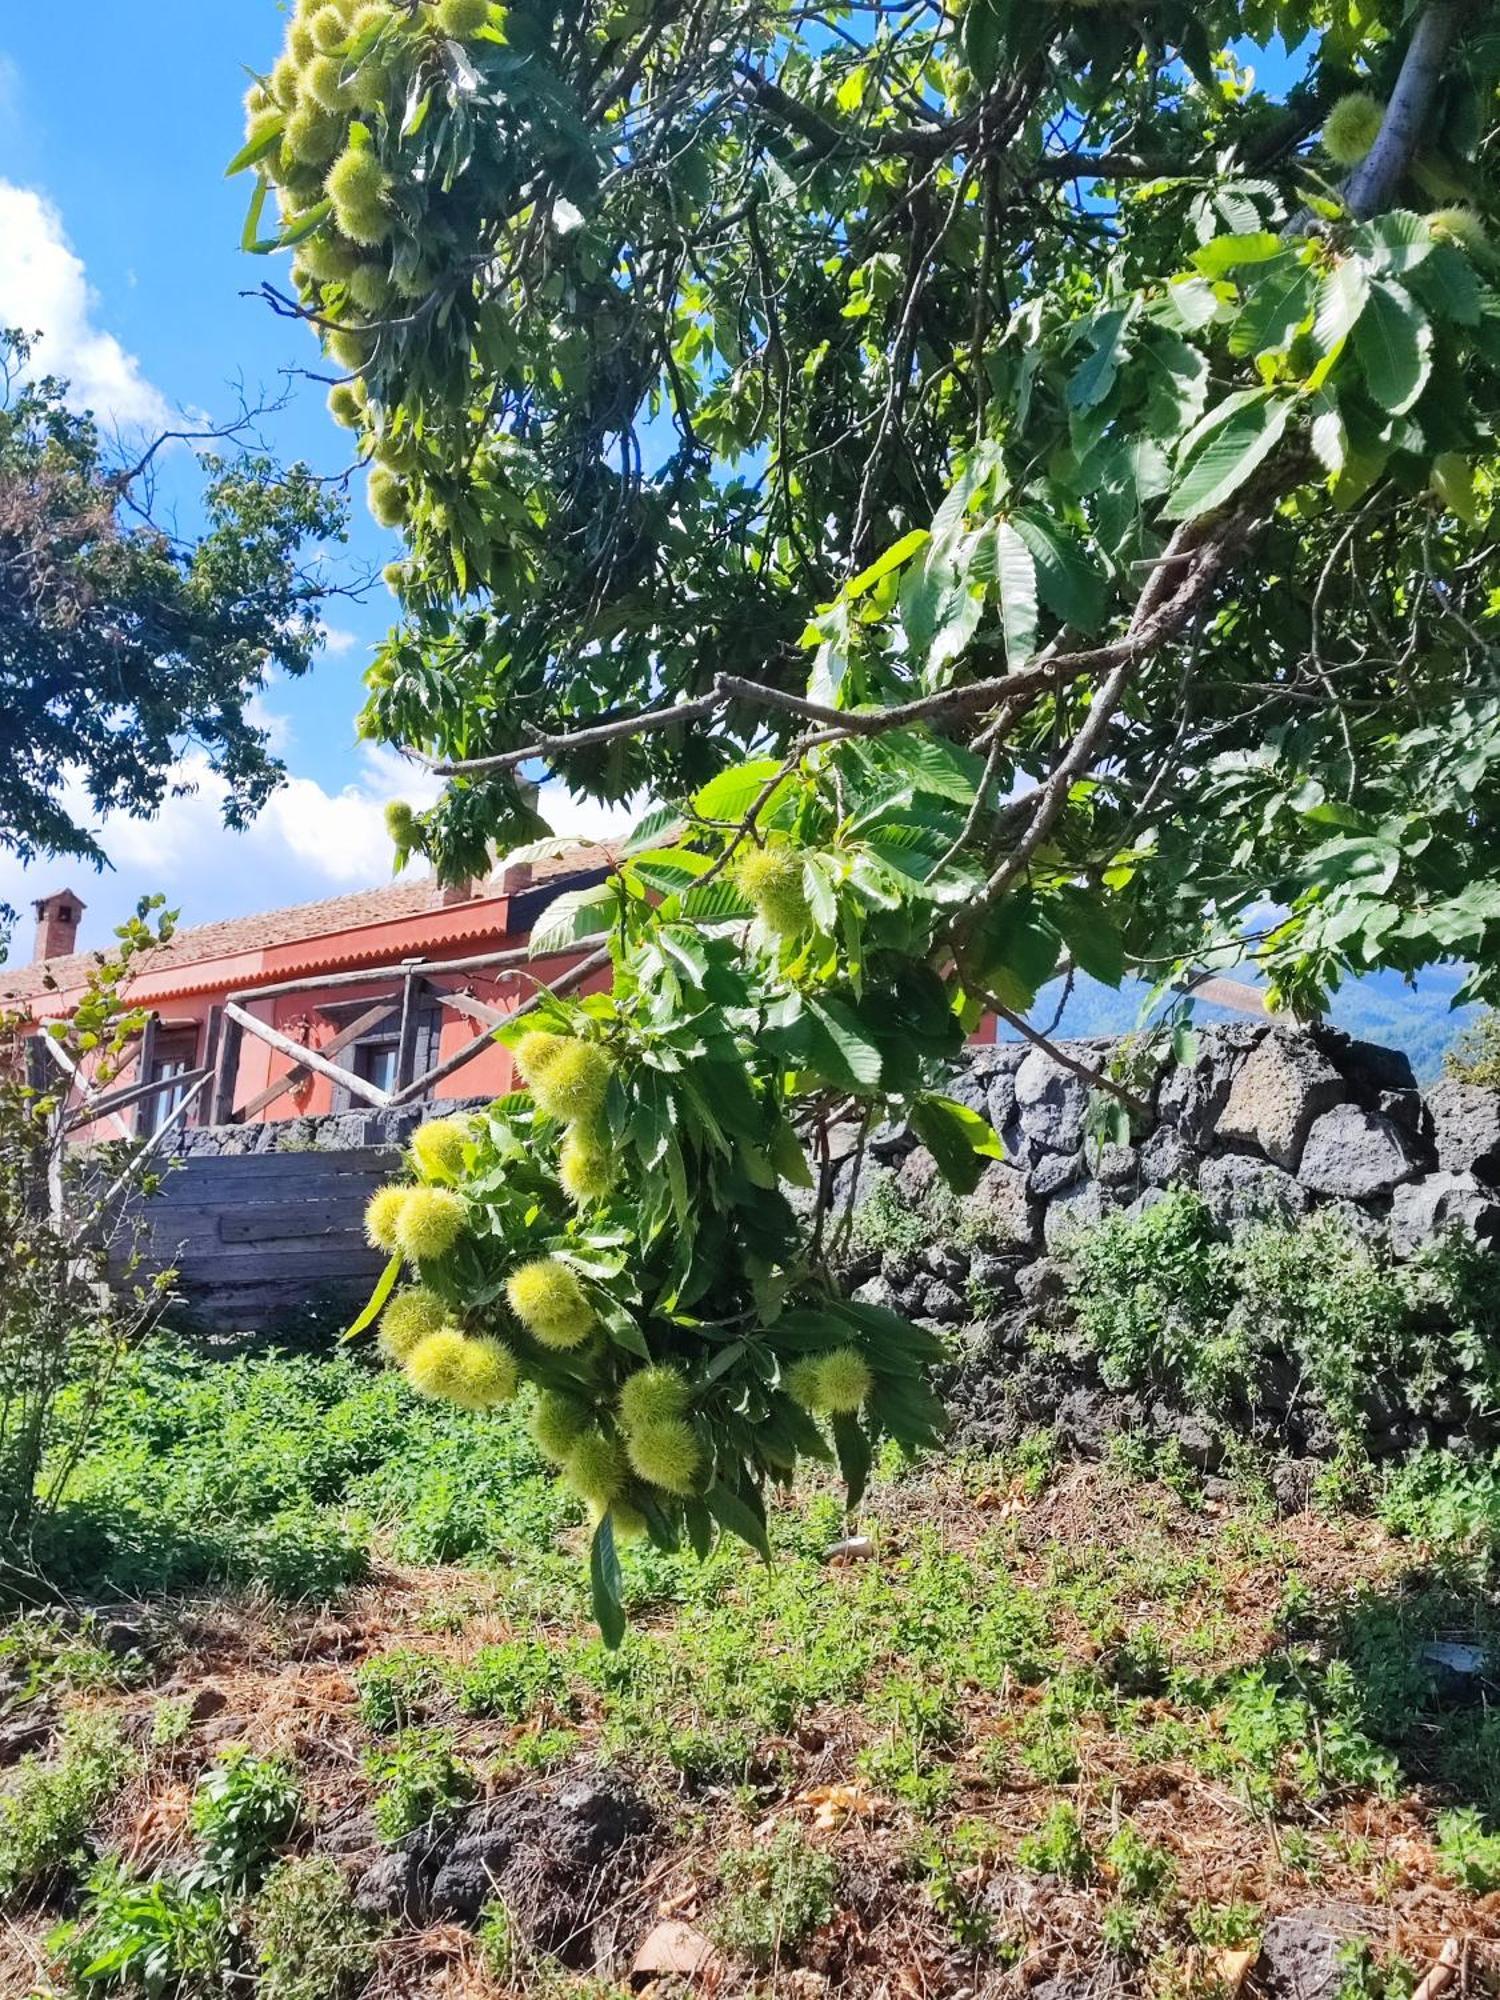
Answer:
[[528, 1042, 613, 1124], [1429, 206, 1490, 257], [559, 1128, 613, 1205], [309, 2, 350, 50], [364, 1183, 409, 1251], [814, 1346, 873, 1414], [284, 103, 342, 168], [368, 467, 407, 529], [378, 1286, 446, 1362], [506, 1258, 596, 1349], [1321, 91, 1384, 167], [529, 1391, 591, 1465], [394, 1186, 466, 1262], [406, 1328, 519, 1409], [564, 1430, 626, 1507], [410, 1118, 469, 1184], [327, 382, 365, 429], [736, 845, 811, 936], [624, 1418, 702, 1496], [618, 1366, 691, 1434], [326, 146, 390, 245], [302, 52, 354, 112], [435, 0, 491, 35]]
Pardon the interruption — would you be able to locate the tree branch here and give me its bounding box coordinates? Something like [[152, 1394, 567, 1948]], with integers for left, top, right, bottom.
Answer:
[[1344, 1, 1471, 219]]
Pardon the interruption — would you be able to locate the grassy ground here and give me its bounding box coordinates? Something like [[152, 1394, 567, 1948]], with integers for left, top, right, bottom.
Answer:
[[3, 1344, 1500, 1997]]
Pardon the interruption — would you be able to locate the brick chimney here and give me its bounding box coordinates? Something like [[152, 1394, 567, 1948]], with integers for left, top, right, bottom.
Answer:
[[33, 890, 85, 964], [440, 877, 475, 907]]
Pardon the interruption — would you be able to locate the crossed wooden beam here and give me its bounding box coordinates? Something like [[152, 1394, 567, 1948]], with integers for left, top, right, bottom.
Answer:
[[212, 941, 609, 1124]]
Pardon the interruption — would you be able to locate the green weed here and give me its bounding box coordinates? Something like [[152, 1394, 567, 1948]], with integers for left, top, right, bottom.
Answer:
[[364, 1728, 476, 1844], [713, 1825, 838, 1971], [0, 1711, 132, 1902], [251, 1855, 375, 2000]]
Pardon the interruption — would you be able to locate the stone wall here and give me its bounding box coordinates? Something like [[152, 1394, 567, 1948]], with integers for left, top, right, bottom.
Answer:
[[841, 1025, 1500, 1470], [875, 1023, 1499, 1275], [166, 1100, 492, 1160]]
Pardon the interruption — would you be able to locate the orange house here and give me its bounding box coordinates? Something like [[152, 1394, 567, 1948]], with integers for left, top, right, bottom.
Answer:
[[0, 851, 616, 1137]]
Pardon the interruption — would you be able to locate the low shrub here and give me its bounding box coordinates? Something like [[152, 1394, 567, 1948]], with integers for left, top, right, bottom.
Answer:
[[251, 1855, 375, 2000], [188, 1749, 301, 1892], [713, 1825, 838, 1971], [1066, 1193, 1500, 1454], [0, 1711, 132, 1902], [48, 1860, 233, 1996], [364, 1728, 476, 1844]]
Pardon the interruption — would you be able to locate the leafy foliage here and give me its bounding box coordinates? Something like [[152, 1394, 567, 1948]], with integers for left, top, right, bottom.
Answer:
[[0, 903, 190, 1578], [0, 332, 343, 887], [1065, 1191, 1500, 1448], [233, 0, 1500, 1627]]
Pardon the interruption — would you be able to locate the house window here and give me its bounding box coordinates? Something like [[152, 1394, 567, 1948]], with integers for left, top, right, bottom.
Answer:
[[354, 1039, 400, 1096], [141, 1032, 199, 1136], [334, 1007, 441, 1108]]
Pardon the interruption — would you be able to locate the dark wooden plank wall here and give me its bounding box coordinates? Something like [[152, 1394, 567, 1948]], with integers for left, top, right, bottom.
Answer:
[[132, 1148, 397, 1333]]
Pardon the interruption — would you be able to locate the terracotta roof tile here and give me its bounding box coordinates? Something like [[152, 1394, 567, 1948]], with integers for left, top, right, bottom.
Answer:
[[0, 847, 615, 1005]]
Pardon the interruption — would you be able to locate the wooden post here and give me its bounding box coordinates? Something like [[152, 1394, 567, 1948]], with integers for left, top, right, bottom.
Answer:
[[132, 1014, 158, 1137], [395, 965, 425, 1097], [213, 1010, 245, 1125]]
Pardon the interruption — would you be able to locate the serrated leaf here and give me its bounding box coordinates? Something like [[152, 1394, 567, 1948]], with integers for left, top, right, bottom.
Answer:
[[1229, 253, 1314, 358], [1311, 258, 1370, 357], [705, 1480, 772, 1562], [1309, 392, 1347, 476], [342, 1254, 401, 1341], [1011, 514, 1108, 633], [909, 1094, 1003, 1194], [845, 528, 930, 601], [831, 1413, 873, 1509], [803, 996, 884, 1091], [275, 200, 333, 248], [528, 882, 616, 958], [1351, 279, 1431, 414], [1067, 307, 1132, 411], [1191, 232, 1283, 278], [693, 758, 791, 822], [993, 519, 1038, 667], [1408, 242, 1483, 325], [1164, 393, 1290, 522], [590, 1517, 627, 1648], [225, 117, 285, 178], [962, 0, 1006, 83]]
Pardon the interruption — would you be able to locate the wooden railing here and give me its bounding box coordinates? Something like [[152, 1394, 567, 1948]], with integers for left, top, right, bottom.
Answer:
[[210, 942, 611, 1124]]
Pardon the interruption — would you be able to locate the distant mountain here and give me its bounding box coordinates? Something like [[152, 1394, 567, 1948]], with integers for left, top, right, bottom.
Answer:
[[1003, 967, 1477, 1082]]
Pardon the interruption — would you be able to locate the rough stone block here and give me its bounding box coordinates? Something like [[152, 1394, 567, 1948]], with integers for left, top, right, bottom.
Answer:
[[1425, 1078, 1500, 1184], [1390, 1171, 1500, 1258], [967, 1162, 1042, 1254], [1216, 1030, 1345, 1172], [985, 1073, 1018, 1136], [1015, 1049, 1088, 1153], [1095, 1141, 1139, 1188], [1296, 1104, 1414, 1201], [1156, 1022, 1265, 1145], [1140, 1124, 1198, 1189], [1042, 1180, 1113, 1250], [1197, 1151, 1310, 1227], [1029, 1150, 1084, 1198]]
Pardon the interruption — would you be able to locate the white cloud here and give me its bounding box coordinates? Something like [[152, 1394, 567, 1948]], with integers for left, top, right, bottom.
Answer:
[[0, 181, 172, 432], [319, 625, 360, 656], [0, 742, 441, 950], [0, 737, 649, 962], [535, 782, 644, 844]]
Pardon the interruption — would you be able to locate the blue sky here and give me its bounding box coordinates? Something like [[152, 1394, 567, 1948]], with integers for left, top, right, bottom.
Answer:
[[0, 5, 630, 959]]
